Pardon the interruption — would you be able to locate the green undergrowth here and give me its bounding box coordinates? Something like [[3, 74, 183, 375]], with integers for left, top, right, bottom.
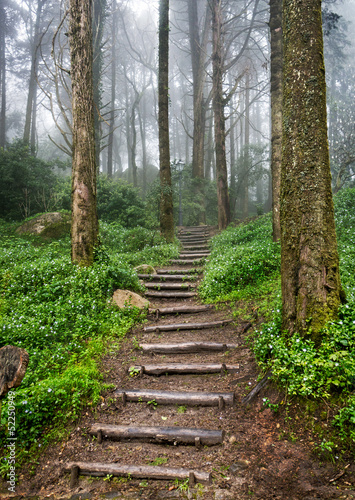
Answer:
[[0, 220, 179, 473], [200, 188, 355, 457]]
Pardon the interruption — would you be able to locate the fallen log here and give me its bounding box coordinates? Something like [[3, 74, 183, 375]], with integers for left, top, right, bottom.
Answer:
[[128, 363, 239, 376], [64, 462, 212, 486], [114, 388, 235, 407], [89, 423, 225, 446], [145, 291, 197, 298], [143, 319, 233, 333], [148, 305, 213, 316], [139, 341, 238, 354], [241, 370, 273, 405]]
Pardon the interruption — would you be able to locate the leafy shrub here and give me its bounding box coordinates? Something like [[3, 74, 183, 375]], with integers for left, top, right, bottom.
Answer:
[[0, 221, 166, 453], [0, 140, 65, 220], [199, 214, 280, 301]]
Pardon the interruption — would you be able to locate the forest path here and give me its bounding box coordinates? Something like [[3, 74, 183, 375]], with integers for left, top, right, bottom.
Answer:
[[14, 226, 355, 500]]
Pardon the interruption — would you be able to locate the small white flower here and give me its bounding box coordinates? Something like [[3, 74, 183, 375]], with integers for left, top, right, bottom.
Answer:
[[48, 388, 52, 393]]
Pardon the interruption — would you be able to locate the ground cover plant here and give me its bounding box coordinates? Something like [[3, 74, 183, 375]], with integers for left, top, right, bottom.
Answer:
[[200, 187, 355, 458], [0, 219, 179, 475]]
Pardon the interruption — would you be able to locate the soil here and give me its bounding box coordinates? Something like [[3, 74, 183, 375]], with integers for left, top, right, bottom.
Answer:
[[1, 228, 354, 500]]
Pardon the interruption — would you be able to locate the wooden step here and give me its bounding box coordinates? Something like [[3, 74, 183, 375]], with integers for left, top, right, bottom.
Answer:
[[148, 305, 214, 316], [182, 244, 209, 250], [65, 462, 212, 487], [178, 253, 210, 259], [114, 389, 235, 407], [89, 423, 225, 446], [170, 259, 206, 265], [143, 319, 233, 333], [128, 363, 239, 376], [156, 268, 202, 275], [145, 291, 197, 298], [138, 274, 198, 281], [140, 341, 238, 354], [144, 282, 195, 290]]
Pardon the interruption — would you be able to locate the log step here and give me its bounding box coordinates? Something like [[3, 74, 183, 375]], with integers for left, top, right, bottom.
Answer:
[[179, 253, 210, 258], [156, 268, 202, 275], [145, 291, 197, 298], [182, 245, 209, 250], [138, 274, 198, 281], [128, 363, 239, 376], [65, 462, 212, 487], [148, 305, 214, 316], [143, 319, 233, 333], [144, 283, 195, 290], [170, 259, 206, 265], [114, 389, 235, 407], [139, 341, 238, 354], [89, 423, 225, 446]]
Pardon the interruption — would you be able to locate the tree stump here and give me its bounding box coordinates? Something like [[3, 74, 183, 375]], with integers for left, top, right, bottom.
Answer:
[[0, 345, 29, 398]]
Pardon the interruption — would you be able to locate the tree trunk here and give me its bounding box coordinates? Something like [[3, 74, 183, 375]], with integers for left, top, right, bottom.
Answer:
[[23, 0, 44, 147], [242, 71, 250, 219], [212, 0, 230, 230], [188, 0, 210, 224], [69, 0, 99, 266], [159, 0, 174, 242], [92, 0, 106, 170], [0, 0, 6, 148], [270, 0, 282, 241], [281, 0, 343, 344], [107, 1, 117, 179]]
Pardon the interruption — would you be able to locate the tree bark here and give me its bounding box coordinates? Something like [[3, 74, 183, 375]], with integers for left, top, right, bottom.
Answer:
[[69, 0, 99, 266], [281, 0, 343, 344], [269, 0, 282, 241], [159, 0, 174, 242], [212, 0, 230, 230]]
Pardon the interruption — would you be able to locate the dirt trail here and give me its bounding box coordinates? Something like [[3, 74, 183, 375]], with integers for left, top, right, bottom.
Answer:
[[4, 226, 355, 500]]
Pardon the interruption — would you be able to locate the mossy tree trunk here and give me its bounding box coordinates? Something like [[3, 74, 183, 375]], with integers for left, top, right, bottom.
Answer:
[[212, 0, 230, 230], [281, 0, 343, 344], [69, 0, 99, 266], [159, 0, 174, 242], [269, 0, 282, 241]]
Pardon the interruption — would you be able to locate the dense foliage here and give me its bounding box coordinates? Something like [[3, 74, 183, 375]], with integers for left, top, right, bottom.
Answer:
[[0, 220, 178, 470], [0, 141, 66, 220], [199, 214, 280, 301], [200, 188, 355, 456]]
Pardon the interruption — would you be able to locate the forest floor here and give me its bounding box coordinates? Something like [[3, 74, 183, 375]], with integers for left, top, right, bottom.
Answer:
[[1, 259, 355, 499]]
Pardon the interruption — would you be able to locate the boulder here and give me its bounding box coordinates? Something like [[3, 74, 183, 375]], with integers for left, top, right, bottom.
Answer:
[[134, 264, 156, 275], [112, 290, 149, 310], [16, 212, 71, 239]]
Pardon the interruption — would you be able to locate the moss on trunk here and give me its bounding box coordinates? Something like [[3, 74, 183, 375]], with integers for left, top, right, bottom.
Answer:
[[281, 0, 343, 344]]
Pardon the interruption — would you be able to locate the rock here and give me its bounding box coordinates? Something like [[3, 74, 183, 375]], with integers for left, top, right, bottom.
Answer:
[[0, 346, 29, 397], [229, 435, 237, 444], [134, 264, 156, 275], [16, 212, 71, 239], [229, 460, 250, 475], [112, 290, 149, 310]]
